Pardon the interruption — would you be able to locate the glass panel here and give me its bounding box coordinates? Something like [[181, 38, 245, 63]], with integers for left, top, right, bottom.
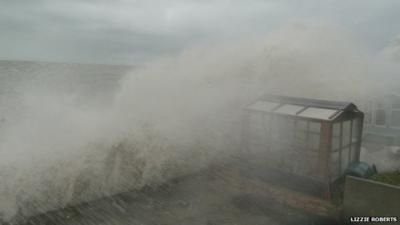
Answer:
[[352, 118, 360, 143], [309, 121, 321, 133], [271, 117, 294, 136], [341, 147, 350, 173], [270, 116, 281, 140], [333, 122, 341, 136], [299, 107, 338, 120], [330, 151, 340, 179], [342, 120, 351, 146], [248, 114, 271, 148], [282, 119, 295, 141], [309, 134, 320, 150], [332, 122, 341, 150], [295, 120, 307, 131], [247, 101, 280, 112], [350, 144, 358, 162], [375, 109, 386, 126], [270, 117, 294, 151], [295, 131, 307, 151], [391, 110, 400, 127], [332, 139, 340, 150], [274, 104, 305, 115]]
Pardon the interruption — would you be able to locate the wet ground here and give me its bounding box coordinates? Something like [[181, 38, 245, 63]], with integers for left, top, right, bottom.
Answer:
[[12, 162, 338, 225]]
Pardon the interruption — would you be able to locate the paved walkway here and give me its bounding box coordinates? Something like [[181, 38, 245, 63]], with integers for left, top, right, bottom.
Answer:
[[15, 163, 338, 225]]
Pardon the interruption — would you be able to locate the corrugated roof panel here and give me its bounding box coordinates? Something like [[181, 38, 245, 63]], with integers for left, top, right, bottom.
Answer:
[[274, 104, 305, 115], [299, 107, 340, 120], [247, 101, 280, 112]]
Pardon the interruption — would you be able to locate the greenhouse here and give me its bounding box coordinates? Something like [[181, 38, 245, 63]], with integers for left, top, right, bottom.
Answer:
[[242, 95, 364, 196]]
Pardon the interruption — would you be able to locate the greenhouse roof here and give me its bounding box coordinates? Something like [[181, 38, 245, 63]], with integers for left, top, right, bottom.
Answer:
[[245, 94, 359, 121]]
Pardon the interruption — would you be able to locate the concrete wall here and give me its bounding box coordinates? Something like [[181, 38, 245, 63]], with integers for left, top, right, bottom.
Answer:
[[343, 176, 400, 224]]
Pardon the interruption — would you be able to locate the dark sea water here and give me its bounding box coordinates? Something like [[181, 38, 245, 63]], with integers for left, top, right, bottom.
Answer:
[[0, 60, 134, 125]]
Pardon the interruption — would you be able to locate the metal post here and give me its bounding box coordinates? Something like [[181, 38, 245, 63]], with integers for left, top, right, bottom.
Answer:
[[319, 121, 333, 199]]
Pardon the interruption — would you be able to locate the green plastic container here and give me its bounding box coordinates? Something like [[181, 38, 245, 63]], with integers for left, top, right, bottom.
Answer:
[[343, 162, 377, 178]]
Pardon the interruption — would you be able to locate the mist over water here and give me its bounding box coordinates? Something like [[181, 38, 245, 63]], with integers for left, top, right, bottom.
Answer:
[[0, 24, 399, 222]]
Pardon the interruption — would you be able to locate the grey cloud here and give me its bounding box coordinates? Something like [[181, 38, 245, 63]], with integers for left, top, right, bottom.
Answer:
[[1, 0, 400, 64]]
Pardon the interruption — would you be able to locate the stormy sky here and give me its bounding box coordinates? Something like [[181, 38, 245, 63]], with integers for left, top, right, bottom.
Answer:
[[1, 0, 400, 65]]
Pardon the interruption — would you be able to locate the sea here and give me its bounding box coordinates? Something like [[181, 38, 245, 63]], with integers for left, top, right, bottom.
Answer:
[[0, 60, 134, 127]]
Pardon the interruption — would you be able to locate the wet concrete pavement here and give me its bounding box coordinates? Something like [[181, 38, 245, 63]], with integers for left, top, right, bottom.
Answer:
[[14, 163, 338, 225]]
